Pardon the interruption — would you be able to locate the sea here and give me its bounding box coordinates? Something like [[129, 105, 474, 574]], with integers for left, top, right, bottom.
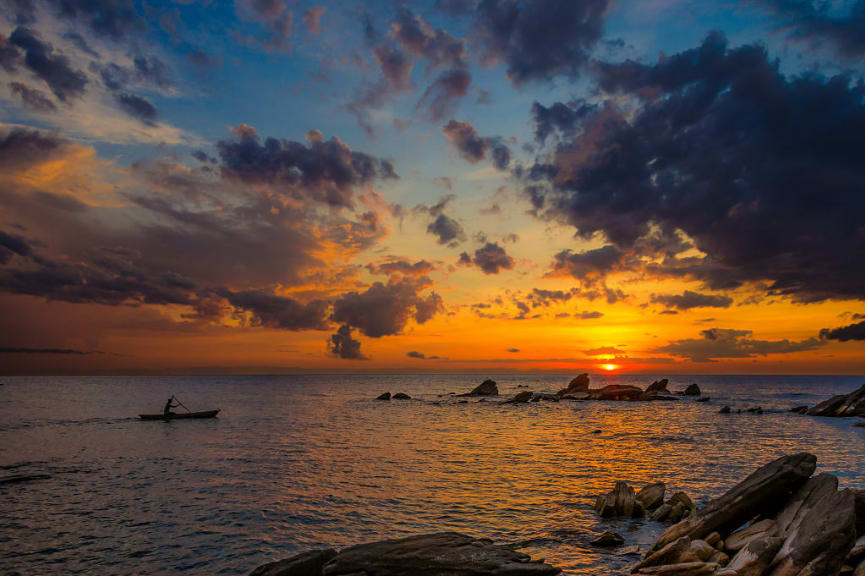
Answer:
[[1, 373, 864, 575]]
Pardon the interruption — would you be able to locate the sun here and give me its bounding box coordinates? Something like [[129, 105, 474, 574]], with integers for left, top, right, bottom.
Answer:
[[602, 363, 618, 371]]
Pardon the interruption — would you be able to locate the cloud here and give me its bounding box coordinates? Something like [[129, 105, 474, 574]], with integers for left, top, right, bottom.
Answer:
[[367, 259, 435, 277], [470, 242, 514, 274], [584, 346, 625, 355], [654, 327, 825, 362], [0, 229, 34, 264], [416, 68, 471, 121], [218, 289, 329, 331], [577, 310, 603, 319], [526, 31, 865, 302], [115, 93, 158, 124], [407, 350, 442, 359], [0, 126, 69, 170], [302, 6, 327, 35], [651, 290, 734, 310], [96, 56, 173, 92], [531, 99, 596, 144], [820, 320, 865, 342], [45, 0, 144, 41], [441, 119, 512, 168], [754, 0, 865, 60], [8, 27, 88, 101], [331, 278, 443, 337], [0, 346, 99, 354], [9, 81, 56, 111], [217, 125, 397, 209], [236, 0, 294, 49], [391, 8, 467, 70], [527, 288, 575, 307], [426, 213, 465, 245], [550, 245, 625, 282], [473, 0, 609, 85], [329, 324, 365, 359]]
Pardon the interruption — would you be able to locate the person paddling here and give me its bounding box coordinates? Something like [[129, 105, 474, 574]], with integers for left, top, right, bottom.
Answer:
[[163, 396, 180, 416]]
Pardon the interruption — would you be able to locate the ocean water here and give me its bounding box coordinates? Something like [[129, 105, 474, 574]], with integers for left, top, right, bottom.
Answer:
[[1, 373, 864, 575]]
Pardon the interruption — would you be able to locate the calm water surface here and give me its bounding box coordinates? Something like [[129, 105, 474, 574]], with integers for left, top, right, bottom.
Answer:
[[1, 374, 864, 575]]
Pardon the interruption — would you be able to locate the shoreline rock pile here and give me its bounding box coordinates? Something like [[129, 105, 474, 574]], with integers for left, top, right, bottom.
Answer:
[[631, 452, 864, 576], [595, 481, 695, 524], [249, 532, 561, 575], [806, 383, 865, 417]]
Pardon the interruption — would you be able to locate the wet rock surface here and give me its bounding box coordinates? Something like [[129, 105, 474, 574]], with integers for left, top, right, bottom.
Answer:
[[459, 379, 499, 397]]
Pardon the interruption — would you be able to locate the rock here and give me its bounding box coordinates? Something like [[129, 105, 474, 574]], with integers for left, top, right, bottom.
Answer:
[[653, 453, 816, 550], [556, 373, 591, 396], [537, 393, 559, 402], [745, 407, 763, 415], [848, 535, 865, 565], [705, 533, 722, 549], [588, 385, 645, 401], [855, 422, 865, 428], [770, 475, 857, 576], [319, 532, 561, 576], [0, 473, 52, 485], [790, 406, 809, 414], [636, 562, 719, 576], [392, 392, 411, 400], [250, 549, 338, 576], [646, 379, 670, 393], [619, 546, 643, 556], [695, 397, 710, 403], [725, 519, 776, 552], [856, 559, 865, 576], [506, 391, 534, 404], [376, 392, 391, 400], [596, 481, 644, 518], [666, 492, 696, 524], [653, 503, 675, 522], [807, 383, 865, 417], [637, 482, 667, 511], [682, 384, 701, 396], [726, 536, 784, 576], [719, 406, 731, 414], [854, 490, 865, 536], [641, 392, 680, 401], [634, 537, 716, 572], [459, 379, 499, 397], [709, 551, 730, 567], [591, 531, 625, 547]]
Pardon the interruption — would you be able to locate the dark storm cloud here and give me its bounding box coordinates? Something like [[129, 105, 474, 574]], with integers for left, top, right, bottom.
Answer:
[[62, 31, 98, 57], [367, 259, 435, 277], [47, 0, 144, 41], [115, 93, 158, 124], [416, 68, 471, 121], [820, 320, 865, 342], [470, 242, 514, 274], [0, 127, 67, 170], [9, 81, 57, 111], [407, 350, 442, 359], [1, 34, 23, 72], [473, 0, 609, 85], [0, 230, 33, 265], [426, 213, 465, 245], [754, 0, 865, 60], [8, 27, 88, 101], [217, 125, 397, 209], [550, 245, 625, 281], [329, 324, 365, 359], [392, 8, 467, 70], [651, 290, 734, 311], [527, 288, 575, 307], [654, 328, 824, 362], [331, 278, 443, 338], [531, 99, 596, 144], [220, 288, 329, 331], [527, 32, 865, 302], [440, 120, 511, 168]]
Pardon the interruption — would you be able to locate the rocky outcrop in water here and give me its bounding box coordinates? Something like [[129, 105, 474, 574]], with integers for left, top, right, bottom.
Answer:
[[392, 393, 411, 400], [588, 385, 645, 401], [249, 532, 561, 575], [647, 379, 670, 394], [459, 379, 499, 397], [376, 392, 391, 400], [596, 481, 674, 519], [681, 384, 701, 396], [632, 452, 860, 576], [807, 383, 865, 417], [506, 391, 534, 404], [556, 373, 590, 397]]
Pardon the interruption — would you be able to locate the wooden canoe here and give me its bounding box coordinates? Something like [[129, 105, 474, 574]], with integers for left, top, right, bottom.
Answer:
[[139, 409, 220, 420]]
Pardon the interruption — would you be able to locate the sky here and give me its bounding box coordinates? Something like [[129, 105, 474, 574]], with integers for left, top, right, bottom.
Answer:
[[1, 0, 865, 375]]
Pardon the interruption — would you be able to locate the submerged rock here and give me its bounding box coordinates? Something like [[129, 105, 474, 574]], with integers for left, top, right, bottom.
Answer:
[[320, 532, 560, 575], [459, 379, 499, 397], [376, 392, 391, 401], [250, 549, 337, 576], [591, 531, 625, 547], [719, 406, 731, 414], [807, 383, 865, 417], [392, 392, 411, 400], [653, 453, 816, 550], [790, 405, 809, 414]]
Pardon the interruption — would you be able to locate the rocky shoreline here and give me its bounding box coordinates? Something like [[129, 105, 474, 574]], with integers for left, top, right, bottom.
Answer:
[[250, 453, 865, 576]]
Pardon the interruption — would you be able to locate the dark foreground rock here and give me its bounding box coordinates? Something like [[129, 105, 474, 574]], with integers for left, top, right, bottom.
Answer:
[[556, 373, 590, 396], [646, 379, 670, 393], [506, 391, 534, 404], [392, 393, 411, 400], [251, 532, 561, 576], [588, 384, 645, 401], [634, 452, 859, 576], [459, 379, 499, 397], [592, 531, 625, 547], [597, 481, 644, 518], [807, 383, 865, 417], [376, 392, 391, 401], [682, 384, 701, 396]]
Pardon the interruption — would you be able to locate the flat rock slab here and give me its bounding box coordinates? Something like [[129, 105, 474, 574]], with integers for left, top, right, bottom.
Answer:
[[253, 533, 561, 576]]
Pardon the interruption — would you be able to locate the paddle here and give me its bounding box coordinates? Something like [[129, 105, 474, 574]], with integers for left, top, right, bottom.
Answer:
[[173, 396, 192, 413]]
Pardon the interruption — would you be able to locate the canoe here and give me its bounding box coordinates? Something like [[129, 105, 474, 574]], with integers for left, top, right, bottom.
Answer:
[[139, 409, 220, 421]]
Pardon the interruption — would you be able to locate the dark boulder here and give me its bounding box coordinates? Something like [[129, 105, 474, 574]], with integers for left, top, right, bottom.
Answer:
[[637, 482, 667, 511], [682, 384, 701, 396], [506, 391, 534, 404], [376, 392, 391, 401], [725, 535, 783, 576], [392, 393, 411, 400], [319, 532, 561, 575], [250, 549, 337, 576], [790, 405, 809, 414], [646, 379, 670, 393], [591, 531, 625, 547], [596, 481, 644, 518], [556, 373, 590, 396], [588, 385, 644, 401], [653, 453, 816, 549], [459, 379, 499, 397], [807, 383, 865, 417], [719, 406, 731, 414]]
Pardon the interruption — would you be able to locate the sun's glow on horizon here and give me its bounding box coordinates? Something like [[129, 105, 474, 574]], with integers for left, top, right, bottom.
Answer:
[[602, 364, 618, 371]]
